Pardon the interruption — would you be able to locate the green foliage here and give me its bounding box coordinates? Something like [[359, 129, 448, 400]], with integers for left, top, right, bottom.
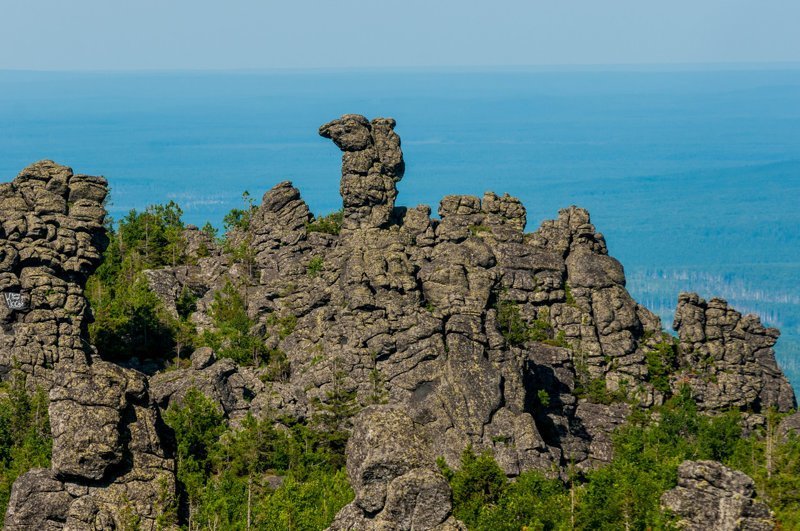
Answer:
[[564, 282, 577, 307], [468, 224, 491, 236], [222, 192, 258, 279], [496, 299, 530, 346], [496, 299, 567, 348], [543, 330, 569, 348], [89, 272, 177, 360], [311, 360, 360, 468], [367, 365, 388, 405], [306, 256, 324, 278], [200, 281, 267, 366], [537, 388, 551, 407], [264, 348, 291, 383], [645, 335, 679, 394], [306, 210, 343, 236], [87, 201, 193, 360], [443, 387, 800, 529], [223, 191, 256, 233], [163, 388, 353, 530], [163, 388, 226, 507], [175, 286, 198, 320], [201, 221, 219, 240], [0, 372, 52, 517], [574, 377, 624, 405], [470, 471, 572, 531], [444, 446, 509, 526], [726, 409, 800, 528], [254, 468, 353, 530], [118, 201, 187, 268], [528, 318, 553, 342], [266, 312, 297, 340], [575, 386, 745, 529]]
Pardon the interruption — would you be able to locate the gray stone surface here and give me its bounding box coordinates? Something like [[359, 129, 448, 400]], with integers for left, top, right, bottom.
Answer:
[[327, 406, 465, 531], [320, 114, 404, 230], [673, 292, 796, 412], [141, 116, 796, 480], [662, 460, 774, 530], [6, 118, 797, 527], [0, 162, 175, 530]]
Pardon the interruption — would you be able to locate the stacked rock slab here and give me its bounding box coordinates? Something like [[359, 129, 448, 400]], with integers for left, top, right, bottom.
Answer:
[[328, 406, 465, 530], [20, 115, 791, 528], [319, 114, 404, 231], [0, 160, 107, 386], [673, 292, 795, 412], [1, 162, 175, 530], [661, 460, 774, 530], [137, 116, 796, 489]]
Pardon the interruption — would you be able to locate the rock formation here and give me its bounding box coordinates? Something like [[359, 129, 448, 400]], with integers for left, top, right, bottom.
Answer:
[[319, 114, 404, 230], [328, 406, 464, 530], [0, 160, 107, 386], [673, 292, 795, 412], [1, 162, 175, 530], [661, 460, 774, 530], [3, 116, 796, 528]]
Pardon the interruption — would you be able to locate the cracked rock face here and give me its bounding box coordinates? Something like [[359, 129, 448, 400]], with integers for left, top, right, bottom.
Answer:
[[327, 406, 465, 531], [0, 161, 108, 387], [319, 114, 404, 230], [142, 115, 795, 485], [661, 460, 774, 531], [0, 162, 175, 530], [673, 292, 795, 412], [6, 117, 797, 528]]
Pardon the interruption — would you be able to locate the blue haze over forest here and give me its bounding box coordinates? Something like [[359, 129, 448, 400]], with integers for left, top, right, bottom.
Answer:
[[1, 67, 799, 388]]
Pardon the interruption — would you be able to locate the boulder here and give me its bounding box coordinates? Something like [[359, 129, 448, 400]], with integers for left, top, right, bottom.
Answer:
[[661, 460, 774, 530]]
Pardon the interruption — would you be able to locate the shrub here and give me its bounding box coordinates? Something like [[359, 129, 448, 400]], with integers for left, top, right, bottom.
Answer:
[[306, 256, 324, 277], [445, 446, 508, 526], [306, 210, 344, 236], [0, 372, 52, 517], [223, 191, 257, 233], [496, 299, 530, 346], [645, 336, 679, 394], [164, 388, 353, 530], [200, 281, 267, 366]]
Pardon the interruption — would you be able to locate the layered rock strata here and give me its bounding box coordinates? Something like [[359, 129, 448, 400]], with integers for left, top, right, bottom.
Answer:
[[1, 162, 175, 530], [661, 460, 774, 530], [140, 116, 795, 481], [4, 116, 797, 527]]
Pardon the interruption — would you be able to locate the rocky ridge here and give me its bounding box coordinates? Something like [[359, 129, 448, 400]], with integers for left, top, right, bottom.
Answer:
[[2, 117, 795, 529], [1, 162, 174, 530]]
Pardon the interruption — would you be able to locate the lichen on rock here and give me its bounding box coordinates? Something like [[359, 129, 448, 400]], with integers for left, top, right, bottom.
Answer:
[[3, 117, 797, 529]]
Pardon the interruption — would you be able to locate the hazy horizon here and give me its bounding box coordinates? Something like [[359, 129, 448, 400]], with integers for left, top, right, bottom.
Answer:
[[2, 1, 799, 71]]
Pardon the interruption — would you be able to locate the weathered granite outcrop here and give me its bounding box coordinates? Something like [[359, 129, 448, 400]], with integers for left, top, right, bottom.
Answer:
[[8, 117, 797, 527], [0, 160, 107, 386], [673, 292, 795, 412], [0, 162, 175, 530], [150, 346, 270, 423], [141, 115, 796, 480], [661, 460, 774, 530], [320, 115, 404, 231], [6, 360, 176, 529], [328, 406, 464, 531]]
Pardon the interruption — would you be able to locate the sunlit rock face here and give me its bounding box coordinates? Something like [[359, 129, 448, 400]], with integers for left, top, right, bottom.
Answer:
[[4, 117, 796, 529], [0, 161, 175, 531], [662, 460, 774, 531]]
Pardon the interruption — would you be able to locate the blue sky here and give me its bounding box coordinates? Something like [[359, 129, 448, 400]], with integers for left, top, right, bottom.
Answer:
[[1, 0, 799, 70]]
